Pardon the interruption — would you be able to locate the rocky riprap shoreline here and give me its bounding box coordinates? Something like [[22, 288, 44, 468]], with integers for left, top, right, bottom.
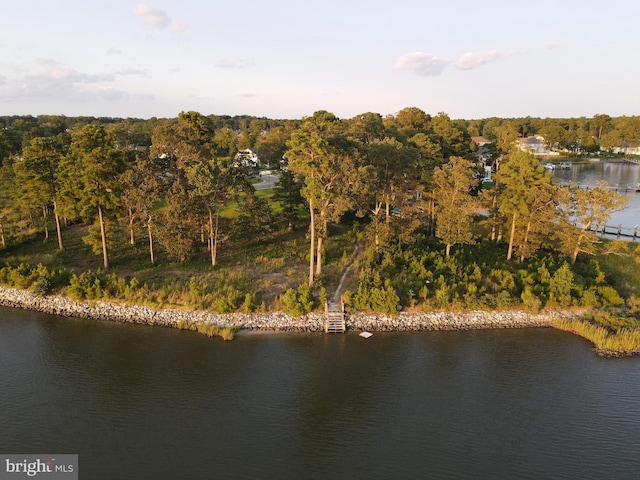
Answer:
[[0, 285, 579, 334]]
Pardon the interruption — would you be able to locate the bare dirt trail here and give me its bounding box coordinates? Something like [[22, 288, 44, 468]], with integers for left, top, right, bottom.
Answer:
[[330, 244, 359, 304]]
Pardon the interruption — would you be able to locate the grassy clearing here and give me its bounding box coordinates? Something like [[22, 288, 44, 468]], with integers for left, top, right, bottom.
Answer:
[[220, 188, 282, 219], [596, 242, 640, 299]]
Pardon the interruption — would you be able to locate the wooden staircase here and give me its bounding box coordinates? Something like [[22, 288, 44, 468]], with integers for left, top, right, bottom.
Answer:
[[325, 302, 346, 333]]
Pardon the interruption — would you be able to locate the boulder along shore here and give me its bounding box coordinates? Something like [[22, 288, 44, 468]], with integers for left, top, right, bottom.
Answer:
[[0, 285, 583, 334]]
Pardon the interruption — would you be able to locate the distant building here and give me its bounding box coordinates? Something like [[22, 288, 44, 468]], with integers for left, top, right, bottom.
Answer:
[[472, 136, 492, 163], [516, 135, 559, 156], [610, 141, 640, 155], [234, 149, 260, 168], [471, 136, 490, 146]]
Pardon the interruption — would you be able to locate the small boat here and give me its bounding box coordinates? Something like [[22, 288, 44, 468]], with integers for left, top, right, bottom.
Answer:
[[559, 162, 572, 169], [543, 162, 556, 170]]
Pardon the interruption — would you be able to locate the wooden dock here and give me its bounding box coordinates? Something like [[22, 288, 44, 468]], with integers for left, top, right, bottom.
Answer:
[[587, 224, 640, 240], [325, 302, 346, 333], [557, 182, 639, 193]]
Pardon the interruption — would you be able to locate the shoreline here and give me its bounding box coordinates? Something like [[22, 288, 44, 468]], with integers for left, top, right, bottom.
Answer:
[[0, 285, 581, 334]]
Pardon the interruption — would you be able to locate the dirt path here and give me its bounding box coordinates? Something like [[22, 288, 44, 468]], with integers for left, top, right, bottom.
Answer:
[[330, 244, 359, 304]]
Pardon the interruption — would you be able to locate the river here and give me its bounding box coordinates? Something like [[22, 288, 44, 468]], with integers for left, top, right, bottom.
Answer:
[[2, 307, 640, 479]]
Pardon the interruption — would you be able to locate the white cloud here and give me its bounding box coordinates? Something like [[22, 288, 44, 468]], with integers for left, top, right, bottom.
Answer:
[[0, 59, 149, 104], [133, 4, 187, 35], [24, 65, 113, 87], [134, 4, 171, 29], [456, 50, 501, 70], [544, 40, 561, 50], [394, 52, 450, 77]]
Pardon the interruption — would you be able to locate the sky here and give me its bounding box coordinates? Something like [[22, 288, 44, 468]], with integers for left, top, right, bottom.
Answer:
[[1, 0, 639, 120]]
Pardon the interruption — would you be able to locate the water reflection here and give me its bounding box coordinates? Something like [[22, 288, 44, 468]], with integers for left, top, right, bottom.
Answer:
[[553, 161, 640, 232]]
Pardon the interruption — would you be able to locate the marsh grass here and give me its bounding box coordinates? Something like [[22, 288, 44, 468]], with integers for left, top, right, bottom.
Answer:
[[553, 318, 640, 354], [176, 319, 241, 340]]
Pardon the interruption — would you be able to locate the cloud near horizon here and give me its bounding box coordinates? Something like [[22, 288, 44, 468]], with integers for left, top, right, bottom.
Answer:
[[544, 40, 562, 50], [0, 59, 152, 104], [394, 52, 450, 77], [455, 50, 501, 70]]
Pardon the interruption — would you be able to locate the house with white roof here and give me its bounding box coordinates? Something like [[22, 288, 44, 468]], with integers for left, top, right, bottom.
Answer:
[[516, 135, 559, 156]]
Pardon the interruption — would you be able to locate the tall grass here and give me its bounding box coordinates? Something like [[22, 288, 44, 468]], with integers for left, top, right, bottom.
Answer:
[[552, 318, 640, 354], [176, 319, 240, 340]]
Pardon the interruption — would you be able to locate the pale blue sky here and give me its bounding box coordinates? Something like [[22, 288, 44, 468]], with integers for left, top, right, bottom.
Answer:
[[1, 0, 639, 120]]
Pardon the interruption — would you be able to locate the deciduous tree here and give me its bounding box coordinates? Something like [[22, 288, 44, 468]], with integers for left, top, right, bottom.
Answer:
[[558, 182, 627, 263]]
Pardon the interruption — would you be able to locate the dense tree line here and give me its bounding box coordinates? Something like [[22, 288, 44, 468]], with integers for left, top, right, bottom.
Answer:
[[465, 114, 640, 154], [0, 109, 629, 295]]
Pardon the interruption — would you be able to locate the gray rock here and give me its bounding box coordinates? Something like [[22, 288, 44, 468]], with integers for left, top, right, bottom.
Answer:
[[0, 286, 582, 335]]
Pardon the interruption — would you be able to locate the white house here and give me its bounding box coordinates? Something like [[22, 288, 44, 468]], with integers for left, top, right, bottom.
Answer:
[[611, 141, 640, 156], [516, 135, 559, 156], [233, 149, 260, 168]]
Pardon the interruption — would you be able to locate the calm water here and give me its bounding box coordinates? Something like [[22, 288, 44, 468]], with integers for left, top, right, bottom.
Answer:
[[2, 307, 640, 479], [553, 161, 640, 230]]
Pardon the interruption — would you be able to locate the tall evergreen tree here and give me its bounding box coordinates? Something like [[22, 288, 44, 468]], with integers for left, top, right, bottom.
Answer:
[[495, 150, 550, 260], [432, 156, 478, 256], [63, 124, 122, 269], [187, 158, 252, 266], [286, 111, 356, 285], [14, 135, 69, 249]]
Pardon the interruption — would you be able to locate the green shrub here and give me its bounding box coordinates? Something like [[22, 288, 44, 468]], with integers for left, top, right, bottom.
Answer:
[[281, 283, 314, 317], [580, 289, 600, 308], [597, 286, 624, 307], [550, 262, 574, 306], [353, 272, 401, 315], [435, 286, 450, 309], [628, 296, 640, 317], [242, 293, 256, 313], [521, 287, 542, 314], [30, 277, 52, 297]]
